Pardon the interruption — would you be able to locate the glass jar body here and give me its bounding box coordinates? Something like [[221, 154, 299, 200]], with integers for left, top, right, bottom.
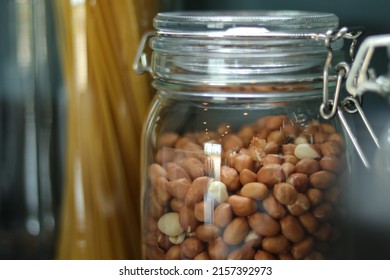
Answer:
[[141, 85, 353, 260]]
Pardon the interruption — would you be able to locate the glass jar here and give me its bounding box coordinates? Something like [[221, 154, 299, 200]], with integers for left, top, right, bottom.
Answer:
[[138, 11, 355, 260]]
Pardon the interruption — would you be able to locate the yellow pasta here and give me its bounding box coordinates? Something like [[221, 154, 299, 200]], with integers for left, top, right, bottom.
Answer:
[[54, 0, 158, 259]]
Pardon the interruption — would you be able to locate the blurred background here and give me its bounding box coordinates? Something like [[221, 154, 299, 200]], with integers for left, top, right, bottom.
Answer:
[[0, 0, 389, 260]]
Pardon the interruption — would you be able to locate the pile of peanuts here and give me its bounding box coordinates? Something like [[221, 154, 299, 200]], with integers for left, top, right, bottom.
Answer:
[[144, 114, 347, 260]]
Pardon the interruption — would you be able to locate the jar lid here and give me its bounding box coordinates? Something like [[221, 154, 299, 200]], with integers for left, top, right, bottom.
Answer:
[[150, 11, 343, 86], [154, 10, 339, 36]]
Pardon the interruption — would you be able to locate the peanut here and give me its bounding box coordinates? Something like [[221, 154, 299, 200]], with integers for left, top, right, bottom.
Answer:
[[287, 173, 308, 193], [185, 176, 211, 207], [239, 168, 257, 185], [181, 237, 205, 259], [241, 182, 269, 200], [291, 237, 314, 259], [257, 163, 286, 187], [319, 155, 342, 173], [294, 143, 320, 159], [227, 243, 256, 260], [165, 244, 182, 260], [159, 132, 179, 148], [312, 202, 333, 222], [227, 195, 257, 217], [223, 217, 249, 245], [208, 237, 228, 260], [195, 224, 220, 242], [273, 182, 298, 205], [165, 162, 191, 181], [213, 203, 233, 227], [262, 235, 290, 254], [166, 178, 191, 200], [207, 180, 229, 204], [222, 134, 244, 151], [148, 163, 168, 185], [179, 205, 199, 233], [248, 212, 280, 236], [305, 188, 323, 206], [233, 153, 254, 173], [177, 157, 205, 180], [320, 140, 343, 156], [280, 215, 305, 243], [193, 251, 211, 260], [310, 170, 336, 190], [220, 166, 241, 192], [254, 250, 277, 260], [287, 193, 310, 216], [267, 130, 287, 145], [298, 212, 319, 234], [294, 158, 320, 175], [262, 194, 287, 219], [194, 201, 206, 222], [157, 212, 184, 237]]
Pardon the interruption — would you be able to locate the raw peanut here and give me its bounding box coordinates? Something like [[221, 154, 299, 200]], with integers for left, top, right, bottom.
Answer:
[[313, 223, 332, 241], [145, 232, 157, 246], [150, 195, 165, 219], [208, 237, 228, 260], [294, 135, 309, 145], [159, 132, 180, 148], [166, 178, 191, 199], [227, 243, 256, 260], [207, 181, 228, 204], [155, 148, 176, 164], [181, 237, 205, 259], [306, 188, 323, 206], [194, 201, 206, 222], [273, 182, 298, 205], [195, 224, 220, 242], [185, 176, 211, 207], [233, 153, 254, 173], [264, 141, 279, 154], [146, 245, 165, 260], [169, 233, 186, 245], [248, 137, 267, 162], [213, 203, 233, 227], [223, 149, 237, 167], [282, 120, 298, 138], [241, 182, 269, 200], [238, 126, 255, 147], [267, 130, 287, 145], [179, 206, 199, 233], [227, 195, 257, 216], [294, 143, 321, 160], [239, 169, 257, 185], [262, 154, 283, 165], [257, 163, 285, 187], [287, 193, 310, 216], [298, 212, 319, 234], [313, 131, 327, 144], [244, 230, 262, 247], [310, 170, 336, 190], [222, 134, 244, 151], [146, 216, 158, 232], [248, 212, 280, 236], [282, 162, 295, 178], [287, 173, 309, 193], [320, 123, 336, 134], [263, 115, 287, 130], [148, 163, 168, 184], [220, 166, 241, 192], [282, 143, 296, 156], [312, 202, 333, 222], [320, 140, 343, 156], [157, 212, 184, 237], [170, 198, 185, 212], [263, 194, 287, 219], [156, 230, 172, 251], [177, 157, 204, 180], [295, 158, 320, 175], [166, 244, 182, 260], [262, 235, 290, 254], [165, 162, 191, 181], [154, 177, 171, 205], [193, 251, 210, 260], [223, 217, 250, 245], [327, 133, 345, 150], [320, 155, 342, 173], [283, 155, 299, 165], [291, 237, 314, 259], [254, 250, 277, 260], [324, 187, 340, 204], [280, 215, 305, 243]]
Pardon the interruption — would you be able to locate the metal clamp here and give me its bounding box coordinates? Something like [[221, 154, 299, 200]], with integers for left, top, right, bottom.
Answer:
[[132, 31, 156, 74]]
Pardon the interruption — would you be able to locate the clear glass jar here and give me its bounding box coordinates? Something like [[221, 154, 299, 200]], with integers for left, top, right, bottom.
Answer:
[[139, 11, 354, 260]]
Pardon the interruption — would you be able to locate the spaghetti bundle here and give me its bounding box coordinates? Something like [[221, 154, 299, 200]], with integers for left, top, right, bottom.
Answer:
[[55, 0, 158, 259]]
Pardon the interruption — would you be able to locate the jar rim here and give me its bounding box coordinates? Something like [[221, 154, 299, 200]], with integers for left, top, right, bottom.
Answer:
[[154, 10, 339, 36]]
